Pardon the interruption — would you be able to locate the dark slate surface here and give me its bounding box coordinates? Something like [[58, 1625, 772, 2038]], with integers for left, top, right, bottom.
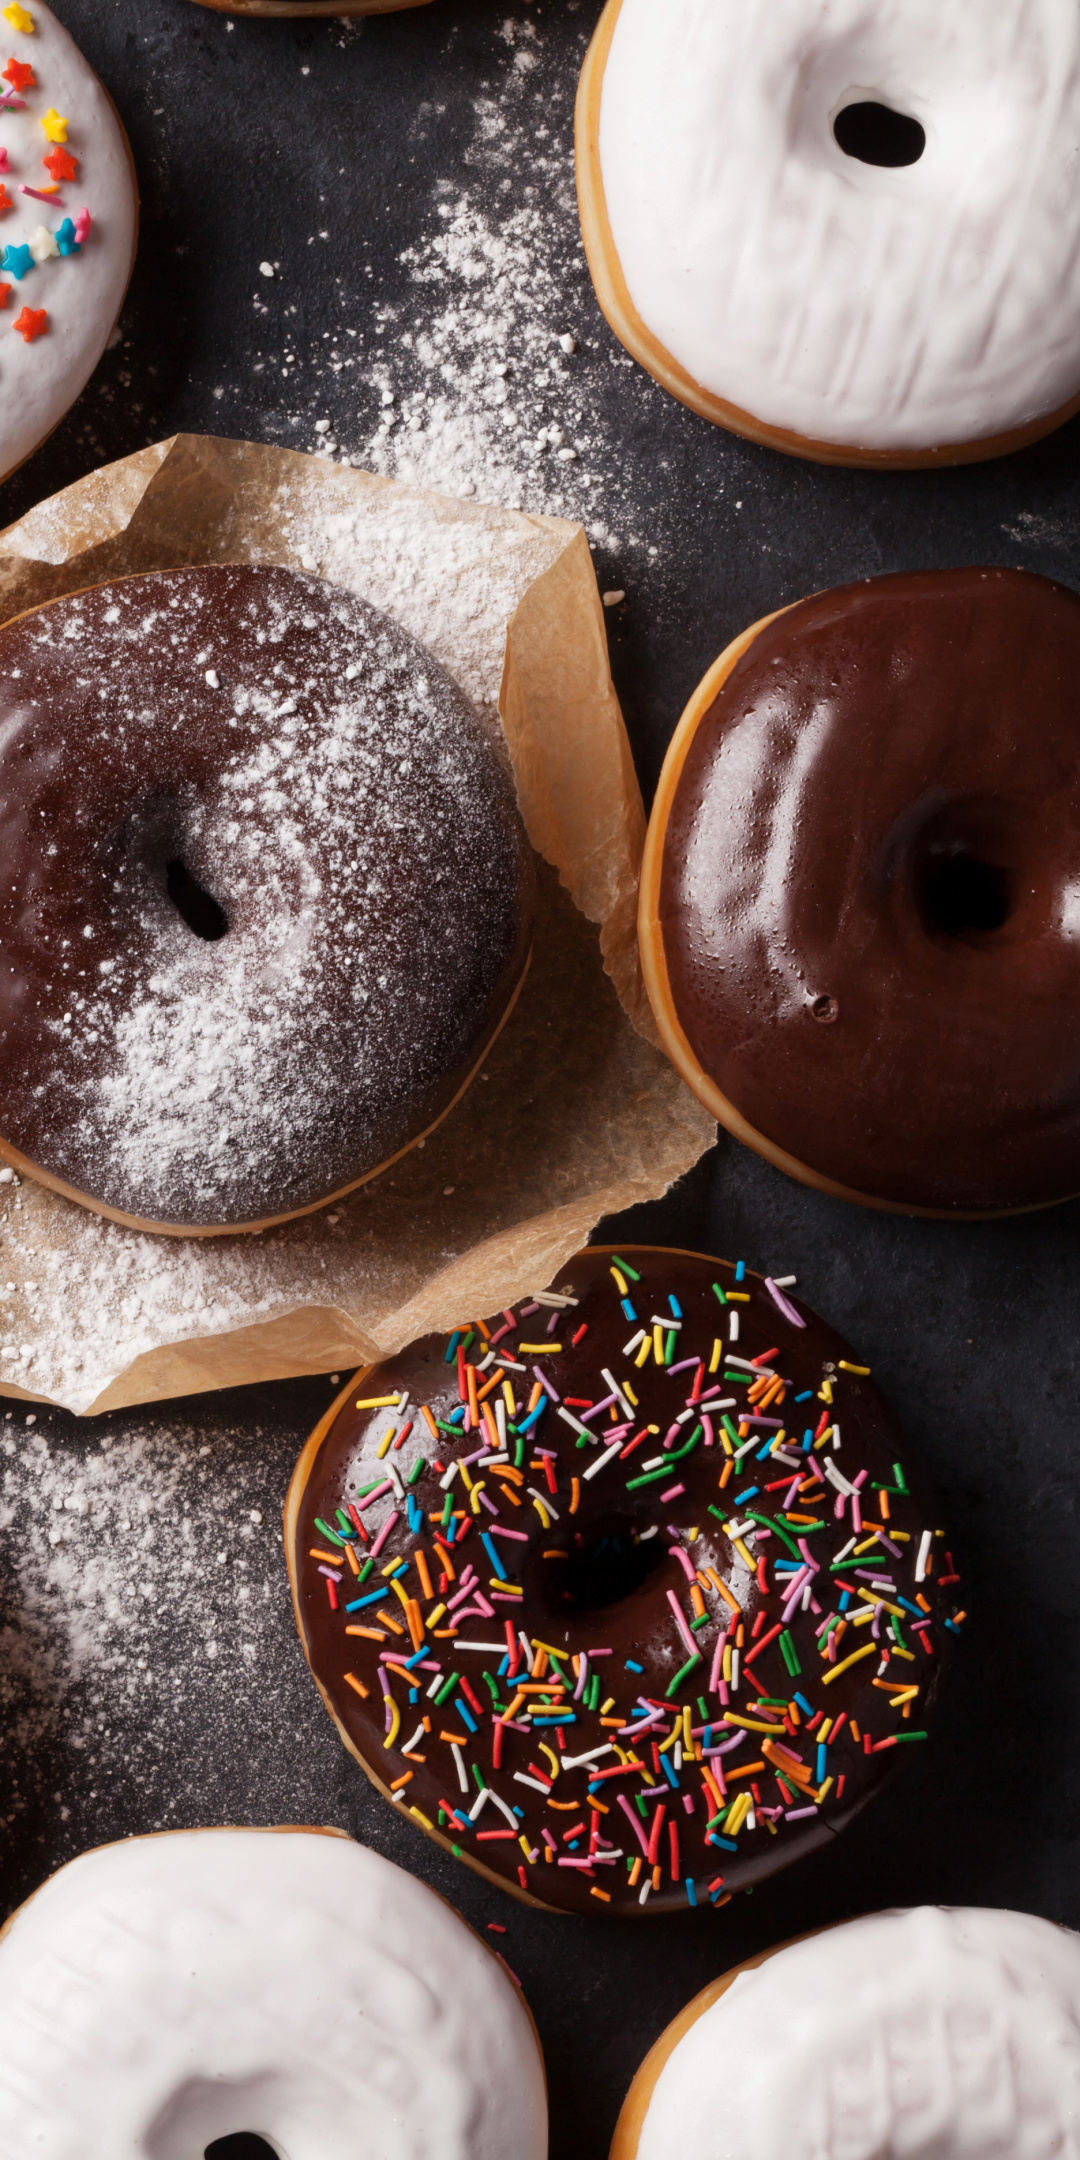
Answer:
[[0, 5, 1078, 2158]]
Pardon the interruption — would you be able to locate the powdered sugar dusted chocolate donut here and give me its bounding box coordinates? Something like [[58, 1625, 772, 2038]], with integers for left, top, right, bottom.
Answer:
[[0, 565, 533, 1232], [285, 1245, 959, 1916], [0, 1826, 547, 2158], [613, 1908, 1080, 2160], [577, 0, 1080, 465], [0, 3, 136, 484]]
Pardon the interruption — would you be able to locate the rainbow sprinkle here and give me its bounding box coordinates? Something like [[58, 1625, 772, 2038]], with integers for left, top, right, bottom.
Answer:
[[296, 1248, 959, 1912]]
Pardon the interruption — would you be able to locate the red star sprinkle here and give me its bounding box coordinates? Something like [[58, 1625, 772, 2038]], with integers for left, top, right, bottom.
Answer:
[[2, 58, 34, 91], [0, 282, 11, 311], [43, 145, 77, 182], [13, 303, 46, 340], [0, 185, 11, 214]]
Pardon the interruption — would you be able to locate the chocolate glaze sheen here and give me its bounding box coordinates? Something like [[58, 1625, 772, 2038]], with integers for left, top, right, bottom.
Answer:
[[659, 568, 1080, 1212], [0, 566, 532, 1228], [290, 1246, 957, 1916]]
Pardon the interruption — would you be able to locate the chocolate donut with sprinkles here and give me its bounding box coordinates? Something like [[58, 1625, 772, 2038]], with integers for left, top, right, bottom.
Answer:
[[285, 1246, 961, 1915]]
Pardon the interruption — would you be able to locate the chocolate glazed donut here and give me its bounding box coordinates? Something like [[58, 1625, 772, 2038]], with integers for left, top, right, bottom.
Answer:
[[285, 1245, 958, 1916], [640, 568, 1080, 1216], [0, 566, 533, 1233]]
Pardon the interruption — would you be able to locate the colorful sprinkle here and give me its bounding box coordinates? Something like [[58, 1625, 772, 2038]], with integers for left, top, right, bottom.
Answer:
[[300, 1250, 956, 1912]]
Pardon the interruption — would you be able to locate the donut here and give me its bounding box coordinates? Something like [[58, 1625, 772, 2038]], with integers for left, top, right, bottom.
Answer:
[[613, 1907, 1080, 2160], [0, 3, 136, 485], [576, 0, 1080, 467], [285, 1244, 960, 1916], [0, 1825, 547, 2157], [0, 564, 533, 1234], [639, 566, 1080, 1218]]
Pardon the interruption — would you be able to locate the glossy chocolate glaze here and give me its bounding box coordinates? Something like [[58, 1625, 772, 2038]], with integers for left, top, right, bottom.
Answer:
[[0, 566, 532, 1227], [659, 568, 1080, 1212], [290, 1246, 956, 1916]]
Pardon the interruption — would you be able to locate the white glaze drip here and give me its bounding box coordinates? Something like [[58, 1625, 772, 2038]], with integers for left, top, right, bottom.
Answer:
[[598, 0, 1080, 450], [0, 1828, 547, 2160], [0, 4, 135, 480], [637, 1907, 1080, 2160]]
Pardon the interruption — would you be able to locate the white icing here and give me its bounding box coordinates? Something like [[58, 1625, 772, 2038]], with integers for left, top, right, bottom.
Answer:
[[637, 1907, 1080, 2160], [0, 2, 135, 481], [0, 1828, 547, 2160], [598, 0, 1080, 451]]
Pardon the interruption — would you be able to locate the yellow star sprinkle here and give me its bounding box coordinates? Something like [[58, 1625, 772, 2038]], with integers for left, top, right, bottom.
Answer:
[[40, 107, 67, 143], [1, 4, 34, 29]]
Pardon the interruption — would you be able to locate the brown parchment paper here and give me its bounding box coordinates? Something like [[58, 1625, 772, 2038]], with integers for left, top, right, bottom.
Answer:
[[0, 435, 714, 1416]]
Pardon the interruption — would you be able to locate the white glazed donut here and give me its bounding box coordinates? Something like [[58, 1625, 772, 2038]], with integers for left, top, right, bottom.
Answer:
[[0, 2, 136, 485], [576, 0, 1080, 467], [0, 1826, 547, 2160], [612, 1907, 1080, 2160]]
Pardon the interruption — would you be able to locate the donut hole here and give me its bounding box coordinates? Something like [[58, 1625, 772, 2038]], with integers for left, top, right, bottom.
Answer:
[[833, 101, 926, 169], [204, 2140, 280, 2159], [546, 1515, 667, 1613], [146, 2079, 283, 2159], [920, 850, 1011, 941], [165, 856, 229, 942]]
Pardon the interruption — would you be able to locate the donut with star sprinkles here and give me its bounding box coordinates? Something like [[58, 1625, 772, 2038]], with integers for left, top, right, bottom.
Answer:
[[285, 1246, 961, 1914], [0, 2, 136, 484]]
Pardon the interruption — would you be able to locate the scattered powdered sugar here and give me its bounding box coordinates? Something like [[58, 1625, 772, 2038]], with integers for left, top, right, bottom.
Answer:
[[0, 1392, 347, 1883], [353, 28, 640, 541], [11, 566, 528, 1227], [247, 14, 673, 574], [0, 1166, 393, 1416], [276, 480, 570, 722], [0, 15, 685, 1420], [0, 471, 663, 1422]]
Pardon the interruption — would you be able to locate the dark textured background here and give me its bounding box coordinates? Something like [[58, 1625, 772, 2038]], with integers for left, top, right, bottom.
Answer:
[[0, 5, 1077, 2157]]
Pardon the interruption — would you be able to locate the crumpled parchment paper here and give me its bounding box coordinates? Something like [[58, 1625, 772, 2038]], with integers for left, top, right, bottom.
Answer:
[[0, 435, 713, 1414]]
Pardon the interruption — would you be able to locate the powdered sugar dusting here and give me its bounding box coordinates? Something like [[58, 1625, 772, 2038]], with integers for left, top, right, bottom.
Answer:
[[278, 481, 570, 721], [0, 467, 715, 1425], [356, 37, 637, 547], [7, 567, 529, 1227], [0, 1178, 323, 1411], [246, 15, 672, 575], [0, 1395, 345, 1868]]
